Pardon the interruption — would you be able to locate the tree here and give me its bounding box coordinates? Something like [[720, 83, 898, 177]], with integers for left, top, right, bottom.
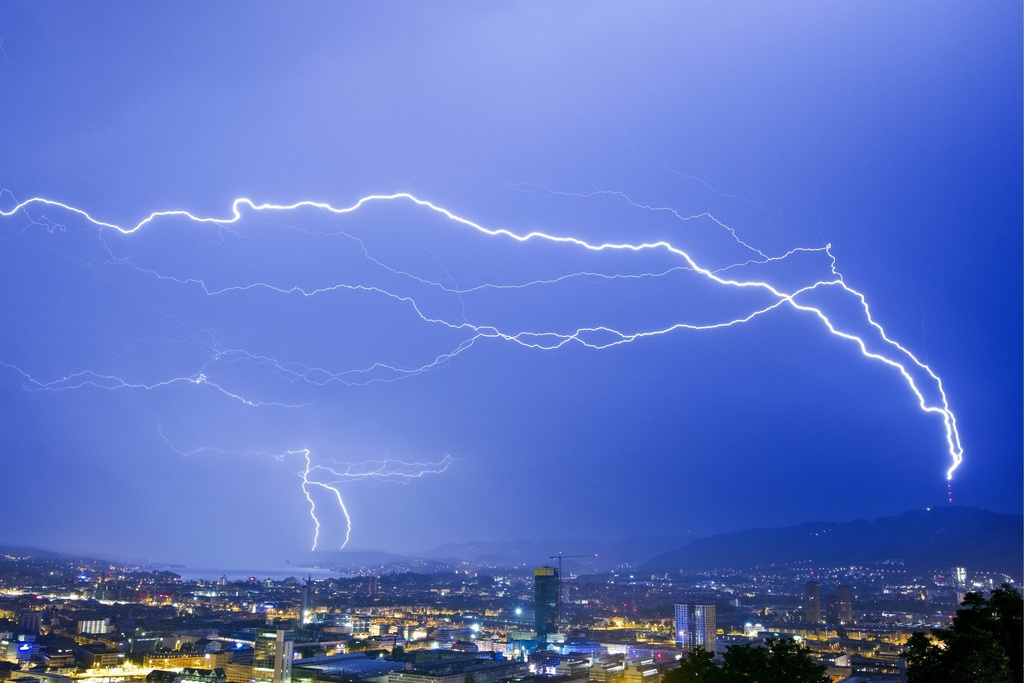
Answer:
[[721, 639, 828, 683], [663, 640, 827, 683], [987, 583, 1024, 679], [345, 638, 370, 653], [904, 584, 1022, 683], [663, 648, 723, 683]]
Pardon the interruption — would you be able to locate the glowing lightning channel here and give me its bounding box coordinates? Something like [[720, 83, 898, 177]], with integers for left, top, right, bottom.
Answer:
[[297, 450, 452, 549], [296, 449, 351, 551], [312, 454, 456, 482], [157, 428, 451, 550], [0, 193, 964, 481]]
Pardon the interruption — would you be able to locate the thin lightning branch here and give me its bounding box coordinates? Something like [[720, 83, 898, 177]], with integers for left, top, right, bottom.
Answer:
[[312, 454, 455, 483], [0, 360, 308, 408], [157, 429, 448, 550], [298, 451, 448, 549], [710, 246, 831, 275], [0, 193, 964, 483], [469, 177, 773, 261], [297, 449, 352, 551]]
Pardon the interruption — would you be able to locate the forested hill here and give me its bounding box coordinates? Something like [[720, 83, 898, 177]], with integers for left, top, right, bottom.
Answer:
[[641, 507, 1022, 576]]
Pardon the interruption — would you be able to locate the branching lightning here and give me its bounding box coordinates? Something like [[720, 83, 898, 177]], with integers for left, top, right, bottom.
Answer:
[[0, 189, 964, 545], [0, 360, 309, 408], [300, 452, 455, 550], [157, 426, 453, 550]]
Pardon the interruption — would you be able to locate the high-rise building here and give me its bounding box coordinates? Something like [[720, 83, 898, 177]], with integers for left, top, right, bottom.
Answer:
[[804, 581, 822, 624], [826, 588, 854, 628], [674, 604, 716, 654], [952, 567, 967, 590], [253, 630, 294, 683], [825, 596, 840, 628], [534, 567, 559, 638], [300, 576, 310, 625], [836, 585, 853, 625]]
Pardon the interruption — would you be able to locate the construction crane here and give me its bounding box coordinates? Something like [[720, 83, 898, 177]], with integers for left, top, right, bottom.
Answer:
[[548, 551, 598, 578], [548, 552, 597, 629]]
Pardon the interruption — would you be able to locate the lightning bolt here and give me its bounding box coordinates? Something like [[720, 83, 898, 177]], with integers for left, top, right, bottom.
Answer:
[[0, 190, 963, 491], [297, 449, 351, 551], [157, 427, 451, 550], [301, 452, 454, 549]]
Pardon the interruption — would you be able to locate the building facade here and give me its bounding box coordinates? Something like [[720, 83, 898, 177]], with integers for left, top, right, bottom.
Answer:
[[836, 585, 853, 626], [673, 604, 716, 654], [253, 630, 294, 683], [804, 581, 822, 624], [534, 567, 559, 638]]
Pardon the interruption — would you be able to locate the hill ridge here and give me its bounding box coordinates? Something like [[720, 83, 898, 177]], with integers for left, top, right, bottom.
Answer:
[[640, 506, 1022, 576]]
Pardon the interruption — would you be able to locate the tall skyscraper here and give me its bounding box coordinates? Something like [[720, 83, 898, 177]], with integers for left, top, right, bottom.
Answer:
[[804, 581, 822, 624], [253, 629, 294, 683], [300, 577, 309, 625], [825, 596, 840, 628], [674, 604, 716, 654], [534, 566, 559, 638], [836, 585, 853, 625]]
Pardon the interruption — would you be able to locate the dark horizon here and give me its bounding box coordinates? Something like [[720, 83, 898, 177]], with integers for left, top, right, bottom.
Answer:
[[5, 505, 1020, 583]]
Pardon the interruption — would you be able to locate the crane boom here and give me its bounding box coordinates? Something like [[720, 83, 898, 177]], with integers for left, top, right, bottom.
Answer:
[[547, 552, 598, 631]]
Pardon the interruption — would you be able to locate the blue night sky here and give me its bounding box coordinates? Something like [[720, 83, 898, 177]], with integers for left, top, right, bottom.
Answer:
[[0, 2, 1020, 568]]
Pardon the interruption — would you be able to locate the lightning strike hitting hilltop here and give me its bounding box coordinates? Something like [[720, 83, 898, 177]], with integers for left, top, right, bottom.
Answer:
[[0, 191, 964, 537]]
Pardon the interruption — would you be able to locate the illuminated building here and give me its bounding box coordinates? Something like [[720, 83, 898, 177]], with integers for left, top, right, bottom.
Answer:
[[534, 567, 559, 638], [76, 642, 124, 668], [622, 659, 663, 683], [673, 604, 716, 654], [42, 636, 77, 668], [836, 585, 853, 626], [179, 669, 228, 683], [300, 576, 309, 624], [528, 651, 589, 678], [804, 581, 822, 624], [223, 662, 255, 683], [292, 653, 405, 683], [253, 630, 294, 683], [3, 635, 37, 664], [144, 652, 232, 670], [588, 655, 625, 683], [824, 585, 854, 627], [387, 657, 527, 683], [76, 617, 111, 635]]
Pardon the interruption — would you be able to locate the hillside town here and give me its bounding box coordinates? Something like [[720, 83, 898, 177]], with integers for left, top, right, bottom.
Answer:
[[1, 550, 1017, 683]]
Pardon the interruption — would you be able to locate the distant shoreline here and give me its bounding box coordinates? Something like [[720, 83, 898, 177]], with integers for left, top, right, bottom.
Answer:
[[175, 566, 346, 581]]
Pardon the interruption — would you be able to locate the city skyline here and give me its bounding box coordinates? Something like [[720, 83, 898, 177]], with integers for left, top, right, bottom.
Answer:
[[5, 546, 1004, 682], [0, 2, 1020, 567]]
